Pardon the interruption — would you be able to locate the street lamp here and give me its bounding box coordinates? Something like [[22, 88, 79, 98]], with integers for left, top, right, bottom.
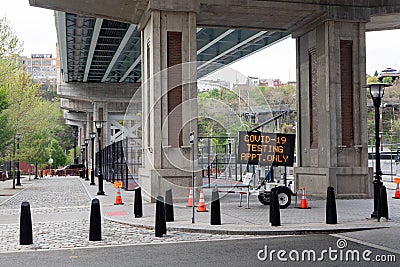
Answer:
[[48, 157, 53, 177], [73, 127, 79, 164], [228, 138, 233, 179], [95, 120, 105, 195], [15, 133, 22, 186], [367, 82, 391, 218], [84, 139, 89, 181], [81, 147, 85, 178], [190, 131, 195, 223], [90, 132, 96, 185]]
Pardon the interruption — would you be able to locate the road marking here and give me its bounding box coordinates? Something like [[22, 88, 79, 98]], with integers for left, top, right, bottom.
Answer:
[[331, 234, 400, 255], [106, 211, 128, 217], [0, 235, 295, 254]]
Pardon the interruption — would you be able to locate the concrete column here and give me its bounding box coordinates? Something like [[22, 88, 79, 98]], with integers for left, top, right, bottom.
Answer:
[[138, 4, 199, 202], [294, 19, 373, 199]]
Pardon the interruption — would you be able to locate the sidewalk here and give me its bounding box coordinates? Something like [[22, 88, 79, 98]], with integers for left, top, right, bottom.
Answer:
[[80, 177, 400, 235], [0, 177, 33, 205], [0, 176, 398, 235]]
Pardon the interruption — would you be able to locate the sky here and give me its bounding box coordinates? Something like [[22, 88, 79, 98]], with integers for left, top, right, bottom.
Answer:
[[2, 1, 400, 83]]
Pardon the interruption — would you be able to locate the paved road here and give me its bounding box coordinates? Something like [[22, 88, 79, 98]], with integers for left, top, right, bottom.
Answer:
[[0, 177, 399, 266], [0, 232, 398, 267]]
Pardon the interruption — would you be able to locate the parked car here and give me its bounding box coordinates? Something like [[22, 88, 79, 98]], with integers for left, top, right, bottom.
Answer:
[[55, 164, 84, 176]]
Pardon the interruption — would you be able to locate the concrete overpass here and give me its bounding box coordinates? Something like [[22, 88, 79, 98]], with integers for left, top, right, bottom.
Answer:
[[30, 0, 400, 201]]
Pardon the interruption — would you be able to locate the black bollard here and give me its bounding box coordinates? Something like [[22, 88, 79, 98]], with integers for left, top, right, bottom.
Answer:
[[326, 186, 337, 224], [270, 188, 281, 226], [155, 196, 167, 237], [165, 189, 174, 222], [20, 201, 33, 245], [211, 188, 221, 225], [89, 198, 102, 241], [134, 187, 143, 218], [378, 185, 389, 222]]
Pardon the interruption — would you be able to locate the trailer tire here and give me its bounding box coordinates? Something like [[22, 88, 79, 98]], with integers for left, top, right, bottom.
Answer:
[[257, 193, 270, 205], [276, 187, 291, 209], [257, 188, 291, 209]]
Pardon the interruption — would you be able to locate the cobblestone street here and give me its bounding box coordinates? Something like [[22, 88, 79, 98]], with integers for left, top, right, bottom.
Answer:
[[0, 177, 254, 253]]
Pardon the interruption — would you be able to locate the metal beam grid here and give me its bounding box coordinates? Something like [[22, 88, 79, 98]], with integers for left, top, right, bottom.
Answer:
[[87, 20, 130, 82], [102, 25, 142, 83], [65, 13, 95, 82], [197, 30, 291, 78], [62, 12, 290, 83]]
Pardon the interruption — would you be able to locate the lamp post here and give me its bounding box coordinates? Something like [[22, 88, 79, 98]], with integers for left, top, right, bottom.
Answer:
[[95, 120, 105, 195], [81, 147, 85, 178], [228, 138, 233, 179], [48, 157, 53, 177], [367, 83, 391, 218], [73, 127, 79, 164], [90, 132, 96, 185], [190, 131, 195, 223], [15, 133, 22, 186], [85, 139, 89, 181]]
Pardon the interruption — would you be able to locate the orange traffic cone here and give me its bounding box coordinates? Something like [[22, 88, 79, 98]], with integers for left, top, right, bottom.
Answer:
[[393, 183, 400, 199], [187, 187, 194, 207], [197, 189, 208, 212], [114, 187, 124, 205], [299, 187, 310, 209]]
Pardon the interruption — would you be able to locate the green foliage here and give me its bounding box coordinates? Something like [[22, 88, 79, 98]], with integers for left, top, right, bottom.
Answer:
[[0, 17, 73, 168], [198, 84, 297, 139], [367, 76, 379, 84], [382, 77, 393, 84], [0, 17, 22, 59], [48, 139, 67, 168], [65, 148, 75, 165], [374, 70, 379, 77]]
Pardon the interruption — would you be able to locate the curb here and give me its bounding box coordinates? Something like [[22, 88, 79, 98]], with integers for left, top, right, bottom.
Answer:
[[103, 214, 391, 236], [0, 178, 34, 206]]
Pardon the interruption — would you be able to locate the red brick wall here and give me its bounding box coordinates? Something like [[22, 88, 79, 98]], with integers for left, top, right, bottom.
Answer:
[[340, 40, 354, 147], [167, 31, 183, 147]]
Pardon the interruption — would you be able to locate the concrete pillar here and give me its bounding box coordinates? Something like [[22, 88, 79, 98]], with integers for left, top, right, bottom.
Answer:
[[294, 19, 373, 199], [138, 3, 199, 202]]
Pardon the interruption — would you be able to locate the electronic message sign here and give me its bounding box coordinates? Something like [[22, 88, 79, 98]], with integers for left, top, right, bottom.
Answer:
[[238, 131, 295, 166]]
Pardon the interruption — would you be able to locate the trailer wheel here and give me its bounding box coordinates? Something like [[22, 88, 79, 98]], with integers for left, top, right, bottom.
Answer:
[[258, 188, 292, 209], [257, 193, 270, 205], [276, 187, 291, 209]]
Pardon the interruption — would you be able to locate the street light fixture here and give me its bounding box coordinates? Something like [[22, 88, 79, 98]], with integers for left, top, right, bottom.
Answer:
[[95, 120, 105, 195], [84, 139, 89, 181], [73, 127, 79, 164], [48, 157, 53, 177], [228, 138, 233, 179], [190, 131, 195, 223], [366, 82, 391, 218], [81, 147, 85, 179], [89, 132, 96, 185], [15, 133, 22, 186]]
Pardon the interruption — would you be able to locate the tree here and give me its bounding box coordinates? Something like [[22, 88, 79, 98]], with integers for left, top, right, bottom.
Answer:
[[382, 77, 393, 84], [0, 16, 71, 171], [0, 17, 23, 59], [48, 139, 67, 168], [374, 70, 379, 77], [367, 76, 379, 84]]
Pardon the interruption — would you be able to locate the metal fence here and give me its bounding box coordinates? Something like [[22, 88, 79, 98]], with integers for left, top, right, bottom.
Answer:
[[96, 138, 141, 190]]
